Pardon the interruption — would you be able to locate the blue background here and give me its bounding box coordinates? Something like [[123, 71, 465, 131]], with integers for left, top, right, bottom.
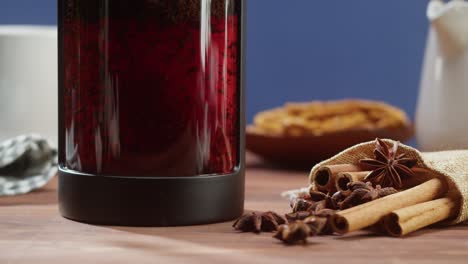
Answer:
[[0, 0, 429, 122]]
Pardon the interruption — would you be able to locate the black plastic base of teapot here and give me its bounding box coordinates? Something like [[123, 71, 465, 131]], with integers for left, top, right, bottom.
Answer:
[[58, 169, 245, 227]]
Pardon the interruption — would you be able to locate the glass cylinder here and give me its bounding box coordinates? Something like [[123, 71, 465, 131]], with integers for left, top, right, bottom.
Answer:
[[59, 0, 242, 177], [58, 0, 244, 226]]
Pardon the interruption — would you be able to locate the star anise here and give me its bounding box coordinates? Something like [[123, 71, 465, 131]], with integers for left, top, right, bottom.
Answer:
[[233, 211, 287, 233], [360, 138, 418, 188], [289, 189, 336, 213], [273, 216, 327, 244], [300, 190, 338, 235], [309, 190, 336, 210], [273, 222, 310, 244], [340, 181, 398, 209], [314, 208, 337, 235], [291, 198, 316, 213], [288, 191, 311, 208], [285, 211, 314, 222]]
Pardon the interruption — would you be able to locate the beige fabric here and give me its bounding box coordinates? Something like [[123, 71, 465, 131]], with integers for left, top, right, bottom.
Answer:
[[308, 139, 468, 225]]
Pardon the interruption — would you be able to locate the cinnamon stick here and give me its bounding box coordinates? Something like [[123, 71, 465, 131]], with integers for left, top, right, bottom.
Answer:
[[335, 168, 433, 194], [312, 164, 362, 193], [335, 171, 370, 195], [331, 178, 448, 234], [382, 197, 458, 237]]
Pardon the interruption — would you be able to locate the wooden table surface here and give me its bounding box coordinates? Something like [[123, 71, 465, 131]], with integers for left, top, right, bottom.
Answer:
[[1, 154, 468, 264]]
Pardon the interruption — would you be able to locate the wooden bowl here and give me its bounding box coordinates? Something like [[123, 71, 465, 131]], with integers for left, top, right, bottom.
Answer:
[[246, 125, 414, 169]]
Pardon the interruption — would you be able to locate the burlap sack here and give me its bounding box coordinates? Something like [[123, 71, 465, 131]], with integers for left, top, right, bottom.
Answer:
[[309, 140, 468, 225]]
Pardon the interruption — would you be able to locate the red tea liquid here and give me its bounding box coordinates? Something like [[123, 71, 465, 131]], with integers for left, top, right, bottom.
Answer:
[[61, 0, 240, 176]]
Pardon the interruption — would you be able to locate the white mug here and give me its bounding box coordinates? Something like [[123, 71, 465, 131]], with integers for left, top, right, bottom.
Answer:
[[0, 25, 57, 144]]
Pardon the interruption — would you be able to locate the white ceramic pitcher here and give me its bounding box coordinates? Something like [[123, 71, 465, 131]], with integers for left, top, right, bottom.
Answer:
[[416, 0, 468, 151]]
